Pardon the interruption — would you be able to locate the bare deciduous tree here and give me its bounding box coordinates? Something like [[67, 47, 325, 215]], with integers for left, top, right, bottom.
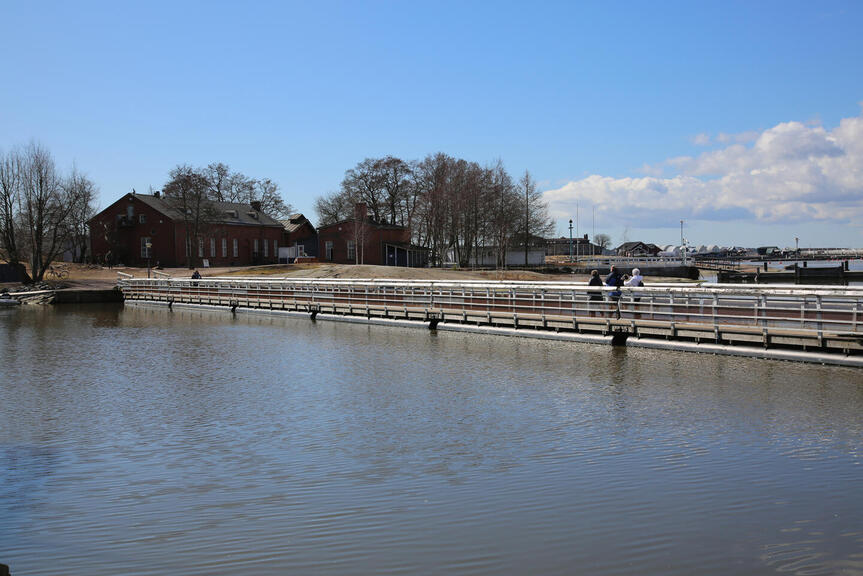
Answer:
[[0, 148, 23, 265], [314, 190, 353, 226], [163, 165, 214, 268], [518, 170, 554, 266], [255, 178, 291, 220], [66, 166, 98, 263], [17, 143, 84, 281], [317, 154, 548, 270], [593, 233, 611, 252]]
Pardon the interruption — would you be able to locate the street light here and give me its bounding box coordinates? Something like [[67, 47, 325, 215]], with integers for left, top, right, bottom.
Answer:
[[146, 241, 152, 278], [680, 219, 687, 266], [568, 219, 573, 262]]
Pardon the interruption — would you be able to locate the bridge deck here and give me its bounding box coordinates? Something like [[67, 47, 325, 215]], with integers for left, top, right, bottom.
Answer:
[[120, 277, 863, 363]]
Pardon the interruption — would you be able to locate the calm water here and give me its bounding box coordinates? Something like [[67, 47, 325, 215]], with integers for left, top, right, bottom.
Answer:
[[1, 304, 862, 575]]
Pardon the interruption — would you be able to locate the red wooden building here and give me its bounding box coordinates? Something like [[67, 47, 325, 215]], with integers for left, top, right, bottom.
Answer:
[[89, 192, 285, 268], [279, 214, 318, 262], [316, 204, 428, 267]]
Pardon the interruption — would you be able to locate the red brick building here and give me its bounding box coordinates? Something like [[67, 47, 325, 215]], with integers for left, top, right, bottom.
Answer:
[[89, 192, 285, 268], [316, 204, 428, 267]]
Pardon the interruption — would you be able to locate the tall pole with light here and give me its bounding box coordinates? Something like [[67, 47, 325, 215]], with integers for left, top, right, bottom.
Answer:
[[569, 219, 573, 262], [680, 219, 686, 265], [146, 240, 152, 278], [576, 202, 580, 262]]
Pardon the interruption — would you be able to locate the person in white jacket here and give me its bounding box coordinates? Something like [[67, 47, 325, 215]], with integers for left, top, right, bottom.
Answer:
[[626, 268, 644, 303]]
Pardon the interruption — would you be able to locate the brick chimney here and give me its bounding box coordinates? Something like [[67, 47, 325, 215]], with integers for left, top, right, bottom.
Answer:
[[354, 202, 368, 221], [250, 200, 262, 212]]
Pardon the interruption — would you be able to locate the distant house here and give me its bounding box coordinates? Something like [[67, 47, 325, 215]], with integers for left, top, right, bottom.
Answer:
[[89, 191, 285, 268], [316, 203, 428, 267], [615, 241, 662, 257], [545, 234, 605, 257], [279, 213, 318, 262]]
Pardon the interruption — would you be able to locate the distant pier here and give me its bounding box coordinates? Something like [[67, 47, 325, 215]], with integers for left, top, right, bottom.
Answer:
[[716, 263, 863, 285]]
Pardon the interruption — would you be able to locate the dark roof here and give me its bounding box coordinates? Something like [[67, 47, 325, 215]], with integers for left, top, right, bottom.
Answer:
[[318, 217, 408, 232], [280, 213, 316, 233], [131, 194, 284, 227], [616, 241, 644, 251], [382, 241, 428, 251]]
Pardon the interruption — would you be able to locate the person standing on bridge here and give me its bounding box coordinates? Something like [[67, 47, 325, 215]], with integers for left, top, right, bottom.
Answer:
[[626, 268, 645, 319], [605, 266, 623, 318], [627, 268, 644, 303], [588, 269, 604, 316], [605, 266, 623, 299]]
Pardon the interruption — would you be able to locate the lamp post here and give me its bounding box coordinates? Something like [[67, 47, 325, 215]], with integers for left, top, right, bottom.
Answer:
[[146, 241, 152, 278], [568, 219, 573, 262], [576, 202, 579, 262], [680, 219, 687, 266], [795, 237, 799, 257]]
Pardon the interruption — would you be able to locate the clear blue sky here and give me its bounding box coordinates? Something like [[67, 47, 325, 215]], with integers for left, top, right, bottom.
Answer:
[[2, 0, 862, 248]]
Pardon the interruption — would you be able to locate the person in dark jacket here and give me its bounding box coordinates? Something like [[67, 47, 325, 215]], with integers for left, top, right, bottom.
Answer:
[[588, 269, 604, 316]]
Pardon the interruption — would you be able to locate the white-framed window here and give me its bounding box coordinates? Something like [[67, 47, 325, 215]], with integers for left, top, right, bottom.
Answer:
[[222, 237, 227, 257], [347, 240, 356, 261], [233, 238, 238, 258], [325, 241, 333, 261], [198, 237, 204, 258], [263, 238, 269, 257], [210, 237, 216, 257], [138, 214, 146, 224], [140, 236, 151, 258], [297, 243, 304, 257], [254, 238, 259, 254]]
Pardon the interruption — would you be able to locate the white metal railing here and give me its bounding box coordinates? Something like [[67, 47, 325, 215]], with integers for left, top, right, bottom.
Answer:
[[118, 277, 863, 347]]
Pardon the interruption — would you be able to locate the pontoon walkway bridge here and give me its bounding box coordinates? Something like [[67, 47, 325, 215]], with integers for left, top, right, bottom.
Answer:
[[119, 276, 863, 367]]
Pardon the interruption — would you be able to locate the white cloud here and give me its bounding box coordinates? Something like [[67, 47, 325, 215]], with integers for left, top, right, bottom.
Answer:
[[545, 108, 863, 228], [716, 130, 759, 144], [691, 132, 711, 146]]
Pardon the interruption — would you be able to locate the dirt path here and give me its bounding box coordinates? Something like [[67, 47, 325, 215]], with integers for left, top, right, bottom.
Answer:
[[2, 262, 697, 291]]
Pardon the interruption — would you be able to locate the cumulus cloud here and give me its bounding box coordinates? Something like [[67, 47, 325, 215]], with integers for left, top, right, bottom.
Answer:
[[544, 108, 863, 227], [716, 130, 759, 144], [691, 132, 711, 146]]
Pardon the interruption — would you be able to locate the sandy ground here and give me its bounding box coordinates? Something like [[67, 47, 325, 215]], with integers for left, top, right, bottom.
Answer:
[[2, 262, 700, 291]]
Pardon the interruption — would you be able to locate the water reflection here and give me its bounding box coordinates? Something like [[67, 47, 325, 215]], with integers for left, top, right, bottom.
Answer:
[[1, 304, 861, 575]]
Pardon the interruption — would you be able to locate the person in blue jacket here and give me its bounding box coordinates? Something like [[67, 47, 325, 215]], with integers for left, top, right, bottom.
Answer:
[[605, 266, 623, 301]]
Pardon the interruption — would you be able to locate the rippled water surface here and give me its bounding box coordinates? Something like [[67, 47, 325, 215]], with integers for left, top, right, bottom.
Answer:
[[1, 304, 862, 575]]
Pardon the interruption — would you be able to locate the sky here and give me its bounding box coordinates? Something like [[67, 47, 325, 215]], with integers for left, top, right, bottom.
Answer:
[[1, 0, 862, 248]]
